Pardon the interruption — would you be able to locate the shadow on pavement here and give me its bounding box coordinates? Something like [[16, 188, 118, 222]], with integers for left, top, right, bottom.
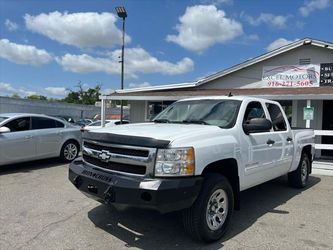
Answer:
[[87, 175, 321, 249], [223, 175, 320, 241], [0, 158, 67, 175]]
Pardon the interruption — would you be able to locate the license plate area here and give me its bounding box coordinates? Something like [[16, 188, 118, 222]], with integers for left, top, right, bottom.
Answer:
[[87, 184, 98, 194]]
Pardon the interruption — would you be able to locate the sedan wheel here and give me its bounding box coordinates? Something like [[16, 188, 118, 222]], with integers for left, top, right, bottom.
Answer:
[[61, 141, 79, 162]]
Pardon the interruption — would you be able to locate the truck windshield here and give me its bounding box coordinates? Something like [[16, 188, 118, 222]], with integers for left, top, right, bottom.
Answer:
[[153, 100, 241, 128]]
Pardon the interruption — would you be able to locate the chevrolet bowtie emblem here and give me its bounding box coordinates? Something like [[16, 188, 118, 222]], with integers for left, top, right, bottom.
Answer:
[[98, 150, 112, 162]]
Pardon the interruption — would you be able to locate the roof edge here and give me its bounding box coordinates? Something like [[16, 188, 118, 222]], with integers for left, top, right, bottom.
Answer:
[[115, 81, 197, 94], [196, 38, 333, 86]]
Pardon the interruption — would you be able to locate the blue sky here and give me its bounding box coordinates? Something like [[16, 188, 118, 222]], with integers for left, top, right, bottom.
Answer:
[[0, 0, 332, 98]]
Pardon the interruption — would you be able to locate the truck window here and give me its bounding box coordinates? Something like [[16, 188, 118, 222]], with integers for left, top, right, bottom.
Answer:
[[266, 103, 287, 131], [243, 102, 266, 124]]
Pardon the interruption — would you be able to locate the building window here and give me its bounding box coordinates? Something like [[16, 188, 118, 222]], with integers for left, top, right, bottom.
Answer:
[[146, 101, 174, 120], [299, 58, 311, 65]]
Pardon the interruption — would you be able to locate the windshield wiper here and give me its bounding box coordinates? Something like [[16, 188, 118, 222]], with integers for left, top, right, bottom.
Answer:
[[182, 119, 209, 125], [153, 118, 170, 123]]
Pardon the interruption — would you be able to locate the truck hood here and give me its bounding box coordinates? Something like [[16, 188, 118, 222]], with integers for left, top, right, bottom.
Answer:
[[87, 122, 224, 144]]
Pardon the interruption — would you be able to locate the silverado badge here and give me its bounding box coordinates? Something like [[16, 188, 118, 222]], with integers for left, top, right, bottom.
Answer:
[[98, 150, 112, 162]]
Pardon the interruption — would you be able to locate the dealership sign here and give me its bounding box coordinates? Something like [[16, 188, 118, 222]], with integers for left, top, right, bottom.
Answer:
[[262, 64, 320, 88], [320, 63, 333, 85]]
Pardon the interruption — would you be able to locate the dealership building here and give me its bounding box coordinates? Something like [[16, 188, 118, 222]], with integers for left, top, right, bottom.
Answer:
[[101, 38, 333, 158]]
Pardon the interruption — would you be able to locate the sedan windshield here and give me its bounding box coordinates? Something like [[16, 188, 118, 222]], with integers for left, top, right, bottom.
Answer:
[[0, 116, 9, 124], [153, 100, 241, 128]]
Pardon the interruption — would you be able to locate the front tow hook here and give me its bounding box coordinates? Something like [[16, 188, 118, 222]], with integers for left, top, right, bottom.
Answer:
[[104, 186, 115, 204], [73, 176, 82, 188]]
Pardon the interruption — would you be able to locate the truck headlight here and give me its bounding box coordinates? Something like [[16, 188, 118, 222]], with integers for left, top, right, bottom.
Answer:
[[155, 148, 195, 177]]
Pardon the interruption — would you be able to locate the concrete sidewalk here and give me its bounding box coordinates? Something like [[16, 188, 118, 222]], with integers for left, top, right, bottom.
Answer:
[[312, 159, 333, 176]]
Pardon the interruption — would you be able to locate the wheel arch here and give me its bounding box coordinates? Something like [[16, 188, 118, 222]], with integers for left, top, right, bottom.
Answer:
[[202, 158, 240, 210], [63, 138, 80, 147]]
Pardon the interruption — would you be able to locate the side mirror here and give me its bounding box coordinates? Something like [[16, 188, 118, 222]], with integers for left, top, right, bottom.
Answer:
[[243, 118, 272, 135], [0, 126, 10, 133]]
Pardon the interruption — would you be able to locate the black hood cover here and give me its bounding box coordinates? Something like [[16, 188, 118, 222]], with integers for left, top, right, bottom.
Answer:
[[82, 131, 170, 148]]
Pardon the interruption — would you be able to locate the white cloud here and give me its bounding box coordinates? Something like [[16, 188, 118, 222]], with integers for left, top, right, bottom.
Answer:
[[25, 11, 131, 48], [299, 0, 331, 17], [244, 13, 290, 29], [44, 87, 68, 96], [0, 39, 52, 65], [0, 82, 16, 92], [0, 82, 36, 97], [5, 19, 18, 31], [200, 0, 233, 5], [166, 5, 243, 53], [56, 47, 194, 78], [128, 82, 151, 88], [266, 38, 299, 51], [247, 34, 260, 41], [100, 88, 115, 95]]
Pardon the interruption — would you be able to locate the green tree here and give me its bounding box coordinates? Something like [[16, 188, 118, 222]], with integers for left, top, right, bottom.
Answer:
[[11, 93, 21, 98], [26, 94, 48, 100], [62, 82, 101, 105]]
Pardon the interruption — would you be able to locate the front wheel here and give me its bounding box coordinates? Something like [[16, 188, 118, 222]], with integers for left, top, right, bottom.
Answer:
[[60, 141, 79, 162], [288, 153, 310, 188], [182, 174, 234, 242]]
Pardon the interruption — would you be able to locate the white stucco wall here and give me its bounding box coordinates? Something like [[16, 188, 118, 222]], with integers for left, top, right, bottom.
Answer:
[[129, 100, 146, 123]]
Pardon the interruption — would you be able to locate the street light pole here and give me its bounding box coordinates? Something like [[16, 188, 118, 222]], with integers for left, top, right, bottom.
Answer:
[[115, 6, 127, 123]]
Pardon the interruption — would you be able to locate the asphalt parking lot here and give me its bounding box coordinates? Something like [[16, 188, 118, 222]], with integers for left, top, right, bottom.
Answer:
[[0, 160, 332, 250]]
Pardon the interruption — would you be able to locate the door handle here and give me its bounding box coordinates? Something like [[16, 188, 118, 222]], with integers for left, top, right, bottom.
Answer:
[[25, 135, 32, 139], [266, 139, 275, 145], [287, 137, 293, 142]]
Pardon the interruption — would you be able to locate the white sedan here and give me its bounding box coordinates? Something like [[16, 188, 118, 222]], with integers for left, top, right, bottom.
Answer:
[[0, 113, 82, 166], [82, 120, 129, 131]]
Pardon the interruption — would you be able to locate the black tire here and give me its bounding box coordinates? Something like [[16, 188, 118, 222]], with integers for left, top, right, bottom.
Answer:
[[288, 153, 310, 188], [60, 140, 79, 162], [182, 174, 234, 242]]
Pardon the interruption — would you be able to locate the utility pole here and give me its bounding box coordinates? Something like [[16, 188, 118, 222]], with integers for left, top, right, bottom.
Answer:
[[115, 6, 127, 123]]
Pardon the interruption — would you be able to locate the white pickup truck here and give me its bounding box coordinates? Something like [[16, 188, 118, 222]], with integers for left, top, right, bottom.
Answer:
[[69, 96, 314, 242]]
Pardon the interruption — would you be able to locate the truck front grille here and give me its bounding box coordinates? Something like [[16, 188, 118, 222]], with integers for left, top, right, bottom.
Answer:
[[83, 155, 146, 175], [83, 141, 149, 157], [82, 139, 156, 176]]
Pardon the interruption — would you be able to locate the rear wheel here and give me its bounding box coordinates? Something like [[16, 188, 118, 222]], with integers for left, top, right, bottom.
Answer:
[[182, 174, 234, 242], [288, 153, 310, 188], [60, 141, 79, 162]]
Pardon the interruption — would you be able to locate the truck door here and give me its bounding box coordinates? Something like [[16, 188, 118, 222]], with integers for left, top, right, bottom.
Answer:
[[240, 101, 282, 189], [265, 102, 294, 176]]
